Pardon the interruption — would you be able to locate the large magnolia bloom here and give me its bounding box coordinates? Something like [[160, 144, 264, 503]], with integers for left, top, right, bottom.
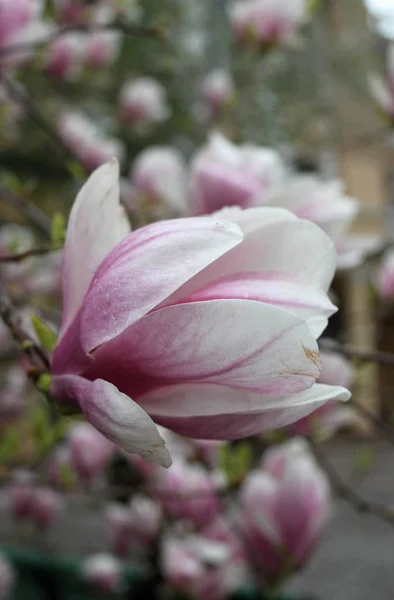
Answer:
[[51, 160, 350, 467]]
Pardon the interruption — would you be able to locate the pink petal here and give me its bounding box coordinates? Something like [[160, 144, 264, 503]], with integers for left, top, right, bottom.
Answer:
[[51, 375, 172, 467], [138, 383, 350, 439], [181, 272, 336, 338], [60, 160, 130, 336], [165, 213, 336, 307], [88, 299, 321, 396], [79, 218, 243, 353]]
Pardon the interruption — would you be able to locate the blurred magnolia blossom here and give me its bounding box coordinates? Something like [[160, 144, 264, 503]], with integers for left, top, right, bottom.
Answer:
[[0, 554, 14, 600], [130, 146, 188, 214], [68, 422, 114, 482], [84, 30, 121, 69], [377, 247, 394, 298], [105, 503, 134, 556], [45, 32, 85, 80], [58, 111, 124, 170], [82, 553, 123, 594], [152, 460, 220, 527], [289, 349, 355, 438], [368, 44, 394, 122], [160, 531, 248, 600], [8, 469, 35, 520], [50, 161, 351, 468], [190, 133, 285, 215], [240, 438, 330, 584], [119, 77, 170, 126], [28, 486, 64, 530], [0, 364, 27, 423], [46, 444, 73, 487], [129, 494, 162, 543], [201, 68, 235, 114], [228, 0, 310, 48], [0, 0, 50, 71]]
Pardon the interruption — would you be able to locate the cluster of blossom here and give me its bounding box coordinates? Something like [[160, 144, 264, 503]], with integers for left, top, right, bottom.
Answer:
[[127, 133, 377, 269], [3, 425, 331, 598]]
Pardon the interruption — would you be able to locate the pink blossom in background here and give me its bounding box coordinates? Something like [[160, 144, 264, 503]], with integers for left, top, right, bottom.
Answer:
[[229, 0, 309, 47], [84, 30, 120, 69], [190, 133, 285, 215], [29, 486, 63, 530], [50, 160, 350, 467], [119, 77, 170, 126], [0, 554, 14, 600], [240, 440, 329, 583], [130, 146, 187, 214], [46, 444, 73, 487], [378, 248, 394, 299], [45, 33, 85, 80], [152, 460, 220, 526], [58, 111, 124, 170], [0, 364, 27, 423], [8, 469, 35, 520], [105, 503, 134, 556], [0, 0, 50, 71], [82, 554, 123, 594], [128, 495, 162, 543], [68, 422, 114, 482], [201, 69, 234, 114]]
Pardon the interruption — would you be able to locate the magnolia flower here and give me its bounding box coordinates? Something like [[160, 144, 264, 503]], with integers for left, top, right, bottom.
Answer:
[[45, 33, 85, 80], [58, 111, 124, 170], [0, 554, 14, 600], [29, 487, 63, 530], [152, 460, 220, 526], [105, 503, 134, 556], [229, 0, 309, 47], [50, 160, 350, 467], [130, 146, 187, 214], [271, 175, 365, 269], [368, 44, 394, 122], [8, 469, 35, 520], [129, 495, 162, 543], [82, 554, 123, 593], [0, 0, 50, 71], [84, 30, 120, 69], [377, 248, 394, 299], [190, 133, 285, 215], [120, 77, 170, 125], [240, 440, 329, 583], [201, 69, 234, 113], [68, 422, 114, 481]]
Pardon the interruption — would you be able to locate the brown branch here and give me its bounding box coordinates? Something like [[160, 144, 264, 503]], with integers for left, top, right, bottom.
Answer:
[[349, 397, 394, 446], [0, 245, 53, 263], [0, 275, 50, 372], [1, 76, 83, 167], [0, 184, 51, 237], [308, 437, 394, 528], [319, 338, 394, 366], [0, 21, 165, 57]]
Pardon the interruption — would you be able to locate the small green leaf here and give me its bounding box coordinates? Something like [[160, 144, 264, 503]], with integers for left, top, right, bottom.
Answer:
[[0, 427, 20, 461], [67, 160, 86, 182], [36, 373, 52, 393], [219, 442, 252, 486], [31, 315, 57, 351], [59, 464, 76, 488], [51, 213, 66, 249], [354, 446, 377, 473]]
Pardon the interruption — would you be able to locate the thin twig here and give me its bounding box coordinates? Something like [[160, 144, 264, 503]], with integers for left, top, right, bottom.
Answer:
[[0, 184, 51, 237], [308, 437, 394, 528], [320, 338, 394, 366], [0, 21, 165, 57], [0, 275, 50, 371], [1, 76, 82, 166], [0, 245, 54, 263], [349, 397, 394, 446]]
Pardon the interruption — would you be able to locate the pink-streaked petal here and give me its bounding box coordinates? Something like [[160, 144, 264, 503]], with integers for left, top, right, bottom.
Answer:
[[89, 299, 321, 396], [60, 159, 129, 337], [51, 375, 172, 467], [166, 216, 336, 306], [181, 272, 336, 338], [79, 218, 243, 353], [139, 383, 350, 439]]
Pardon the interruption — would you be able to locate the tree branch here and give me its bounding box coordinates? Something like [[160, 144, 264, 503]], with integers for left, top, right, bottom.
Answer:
[[308, 437, 394, 528], [0, 184, 51, 237], [0, 21, 165, 57], [319, 338, 394, 366], [0, 245, 54, 263]]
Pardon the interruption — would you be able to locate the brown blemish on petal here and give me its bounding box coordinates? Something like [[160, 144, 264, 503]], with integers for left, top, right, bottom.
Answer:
[[302, 344, 321, 370]]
